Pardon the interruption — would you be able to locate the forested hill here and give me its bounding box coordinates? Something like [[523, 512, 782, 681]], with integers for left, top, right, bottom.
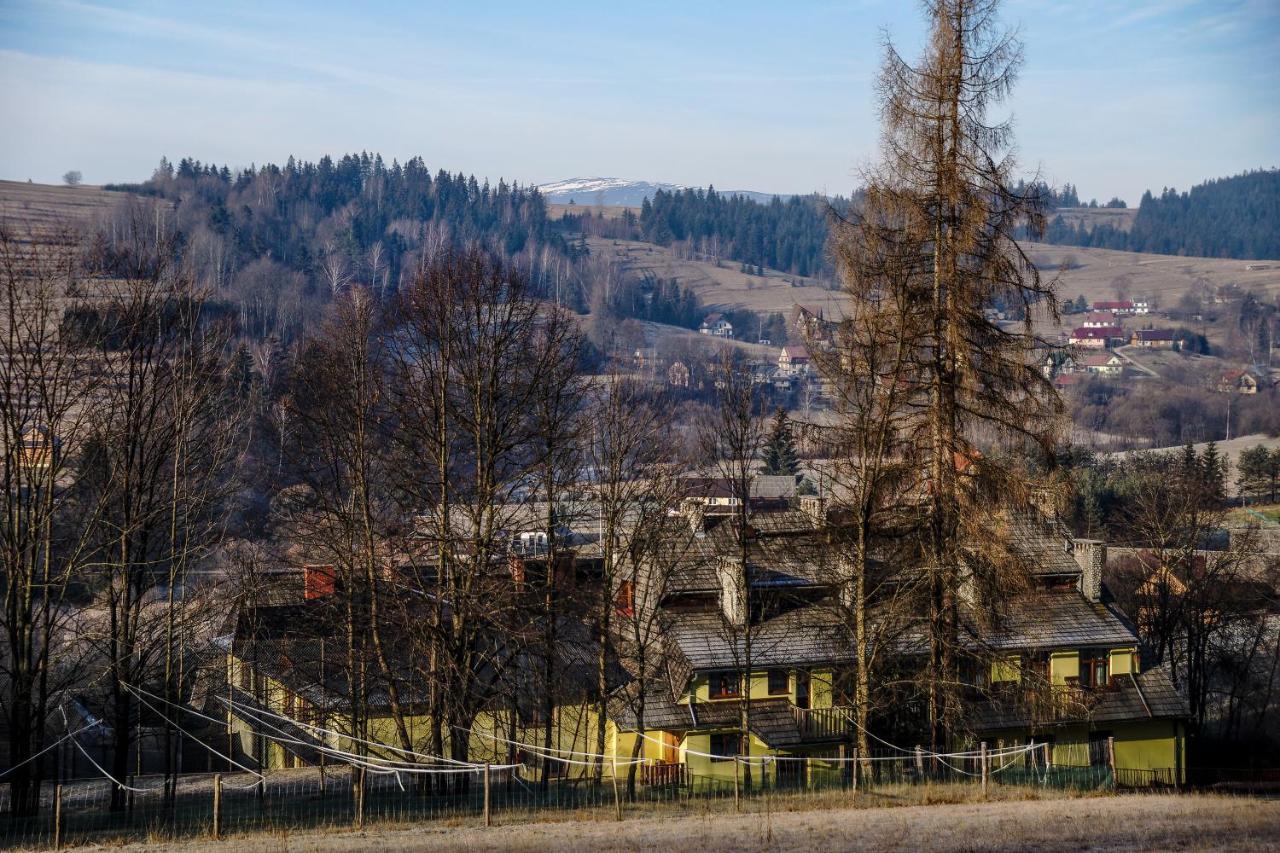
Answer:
[[1042, 169, 1280, 260], [105, 153, 562, 338], [637, 188, 849, 278]]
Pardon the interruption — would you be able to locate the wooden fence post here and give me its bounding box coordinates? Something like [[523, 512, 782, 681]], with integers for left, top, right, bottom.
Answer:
[[212, 774, 222, 840], [733, 757, 740, 812], [1043, 741, 1052, 769], [1107, 736, 1116, 784], [980, 742, 989, 795], [354, 766, 366, 829], [851, 747, 859, 794], [914, 745, 924, 779], [611, 755, 621, 821], [53, 784, 63, 850], [483, 763, 491, 827]]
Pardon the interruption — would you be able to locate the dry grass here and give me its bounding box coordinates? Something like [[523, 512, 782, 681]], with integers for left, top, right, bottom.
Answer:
[[0, 180, 124, 237], [586, 236, 845, 319], [1030, 242, 1280, 309], [548, 203, 636, 220], [88, 792, 1280, 852], [1051, 206, 1139, 233]]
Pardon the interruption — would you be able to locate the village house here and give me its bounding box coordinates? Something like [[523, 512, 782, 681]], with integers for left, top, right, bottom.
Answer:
[[792, 305, 831, 343], [699, 313, 734, 339], [667, 360, 691, 388], [609, 506, 1188, 786], [1042, 352, 1076, 379], [1131, 329, 1176, 349], [1081, 352, 1125, 376], [219, 494, 1188, 788], [1068, 326, 1124, 349], [1218, 368, 1262, 394], [1082, 311, 1120, 329], [778, 344, 811, 376], [1092, 300, 1149, 316]]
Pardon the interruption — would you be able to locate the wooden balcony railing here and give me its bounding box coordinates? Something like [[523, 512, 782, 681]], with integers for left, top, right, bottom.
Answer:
[[791, 705, 855, 741], [641, 761, 687, 787]]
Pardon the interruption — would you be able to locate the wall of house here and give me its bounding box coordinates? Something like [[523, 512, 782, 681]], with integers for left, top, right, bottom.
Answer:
[[984, 720, 1182, 781], [992, 655, 1021, 683], [680, 731, 778, 783], [688, 667, 835, 708], [1050, 651, 1079, 683], [1109, 648, 1137, 676], [1111, 720, 1182, 776]]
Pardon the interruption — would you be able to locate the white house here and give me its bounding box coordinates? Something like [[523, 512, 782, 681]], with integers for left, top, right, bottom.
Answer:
[[699, 313, 734, 339], [778, 345, 811, 376], [1081, 352, 1124, 376]]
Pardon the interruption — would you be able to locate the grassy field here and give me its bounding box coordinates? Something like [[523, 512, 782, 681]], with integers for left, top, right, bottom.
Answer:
[[586, 236, 845, 320], [584, 234, 1280, 340], [1031, 242, 1280, 309], [97, 793, 1280, 852], [0, 180, 125, 238]]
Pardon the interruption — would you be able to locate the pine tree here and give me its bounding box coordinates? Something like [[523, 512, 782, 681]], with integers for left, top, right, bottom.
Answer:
[[869, 0, 1060, 747], [762, 408, 799, 476], [1200, 441, 1226, 507]]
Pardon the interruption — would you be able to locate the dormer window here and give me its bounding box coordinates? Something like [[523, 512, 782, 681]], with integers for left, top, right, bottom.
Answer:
[[709, 671, 741, 699], [1080, 651, 1109, 688], [767, 669, 789, 696]]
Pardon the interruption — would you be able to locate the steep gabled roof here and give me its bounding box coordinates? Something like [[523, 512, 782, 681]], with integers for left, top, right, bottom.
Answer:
[[970, 665, 1189, 730], [664, 606, 847, 675], [983, 591, 1138, 651]]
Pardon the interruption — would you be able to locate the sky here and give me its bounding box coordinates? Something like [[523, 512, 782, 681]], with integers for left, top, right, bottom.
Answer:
[[1, 0, 1278, 204]]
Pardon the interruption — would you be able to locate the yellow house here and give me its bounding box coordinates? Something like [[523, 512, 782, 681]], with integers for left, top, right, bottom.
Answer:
[[220, 512, 1187, 789]]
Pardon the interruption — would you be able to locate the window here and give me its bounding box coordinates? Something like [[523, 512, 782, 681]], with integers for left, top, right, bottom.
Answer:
[[1024, 652, 1050, 687], [767, 669, 790, 696], [1080, 651, 1109, 688], [709, 733, 738, 761], [614, 580, 634, 617], [709, 671, 741, 699]]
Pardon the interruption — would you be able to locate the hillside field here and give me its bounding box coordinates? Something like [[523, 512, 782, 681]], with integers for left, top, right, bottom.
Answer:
[[0, 180, 125, 238]]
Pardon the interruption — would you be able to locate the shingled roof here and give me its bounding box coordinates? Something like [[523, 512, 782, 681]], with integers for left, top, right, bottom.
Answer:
[[663, 606, 848, 677], [984, 591, 1137, 651], [607, 683, 807, 747], [970, 666, 1188, 730]]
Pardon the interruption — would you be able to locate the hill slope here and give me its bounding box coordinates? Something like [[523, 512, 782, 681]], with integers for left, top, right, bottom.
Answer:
[[1044, 169, 1280, 260], [540, 177, 783, 206]]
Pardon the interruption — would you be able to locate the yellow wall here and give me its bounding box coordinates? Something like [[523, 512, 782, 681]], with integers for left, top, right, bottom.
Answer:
[[992, 655, 1021, 683], [1109, 648, 1137, 676], [688, 668, 834, 708], [1050, 652, 1079, 684], [1112, 720, 1181, 776], [681, 731, 778, 782], [985, 720, 1183, 781]]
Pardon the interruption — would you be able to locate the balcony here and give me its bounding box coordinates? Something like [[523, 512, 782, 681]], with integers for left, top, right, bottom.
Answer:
[[790, 705, 855, 742]]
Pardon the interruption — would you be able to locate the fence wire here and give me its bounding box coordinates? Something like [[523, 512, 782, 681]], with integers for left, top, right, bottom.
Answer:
[[0, 747, 1177, 850]]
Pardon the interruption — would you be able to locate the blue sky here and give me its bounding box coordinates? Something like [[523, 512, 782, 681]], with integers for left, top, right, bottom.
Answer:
[[1, 0, 1277, 203]]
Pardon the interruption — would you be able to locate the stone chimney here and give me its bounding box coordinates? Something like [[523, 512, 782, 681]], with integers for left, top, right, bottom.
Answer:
[[716, 556, 747, 626], [303, 564, 336, 600], [798, 494, 827, 528], [680, 498, 706, 535], [1072, 539, 1106, 603], [1029, 486, 1060, 519]]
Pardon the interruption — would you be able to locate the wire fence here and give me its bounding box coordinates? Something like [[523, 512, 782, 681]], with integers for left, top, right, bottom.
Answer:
[[0, 744, 1150, 850]]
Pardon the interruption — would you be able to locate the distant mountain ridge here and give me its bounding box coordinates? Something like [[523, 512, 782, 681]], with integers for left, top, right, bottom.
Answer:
[[539, 177, 785, 207]]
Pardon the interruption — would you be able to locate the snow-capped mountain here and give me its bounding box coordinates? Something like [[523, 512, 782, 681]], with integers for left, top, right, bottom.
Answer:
[[538, 177, 784, 207]]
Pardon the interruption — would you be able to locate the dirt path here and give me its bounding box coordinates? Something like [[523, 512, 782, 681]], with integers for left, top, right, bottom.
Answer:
[[96, 794, 1279, 852]]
